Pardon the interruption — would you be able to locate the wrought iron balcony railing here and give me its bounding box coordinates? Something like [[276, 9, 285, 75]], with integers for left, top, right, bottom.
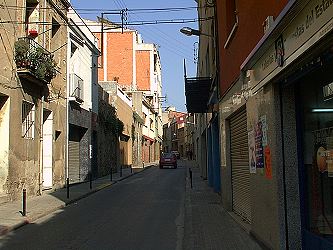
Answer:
[[14, 37, 57, 84]]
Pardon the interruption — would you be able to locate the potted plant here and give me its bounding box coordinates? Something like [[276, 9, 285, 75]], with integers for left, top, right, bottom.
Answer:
[[14, 39, 29, 68]]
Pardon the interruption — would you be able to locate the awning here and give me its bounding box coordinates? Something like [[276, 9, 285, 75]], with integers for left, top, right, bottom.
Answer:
[[185, 77, 212, 113]]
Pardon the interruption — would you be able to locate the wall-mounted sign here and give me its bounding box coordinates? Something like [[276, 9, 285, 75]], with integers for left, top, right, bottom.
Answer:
[[250, 0, 333, 93], [275, 35, 285, 67]]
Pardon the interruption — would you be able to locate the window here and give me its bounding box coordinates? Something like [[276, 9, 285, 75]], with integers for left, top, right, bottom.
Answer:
[[150, 118, 153, 130], [25, 0, 39, 37], [52, 18, 60, 38], [71, 42, 78, 57], [143, 113, 147, 127], [226, 0, 237, 35], [22, 101, 35, 139], [224, 0, 238, 48], [299, 62, 333, 243]]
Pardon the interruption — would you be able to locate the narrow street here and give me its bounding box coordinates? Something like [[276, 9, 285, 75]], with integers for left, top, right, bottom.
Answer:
[[0, 164, 186, 250]]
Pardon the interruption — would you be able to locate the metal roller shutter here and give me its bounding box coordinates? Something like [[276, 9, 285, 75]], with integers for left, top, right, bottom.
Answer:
[[230, 107, 251, 223], [68, 140, 80, 184]]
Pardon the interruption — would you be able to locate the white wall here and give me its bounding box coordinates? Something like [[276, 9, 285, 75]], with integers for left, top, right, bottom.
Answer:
[[0, 98, 9, 195], [68, 9, 99, 112]]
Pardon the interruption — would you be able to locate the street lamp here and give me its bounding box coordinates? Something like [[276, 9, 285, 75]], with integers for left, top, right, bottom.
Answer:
[[180, 27, 213, 37]]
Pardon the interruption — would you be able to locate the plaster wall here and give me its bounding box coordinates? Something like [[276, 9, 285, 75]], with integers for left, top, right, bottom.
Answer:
[[0, 98, 10, 199], [218, 77, 282, 249]]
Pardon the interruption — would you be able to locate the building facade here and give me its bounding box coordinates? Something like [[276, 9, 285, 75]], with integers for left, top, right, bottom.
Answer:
[[67, 8, 99, 183], [0, 0, 70, 202], [192, 0, 333, 249], [99, 82, 133, 169], [88, 20, 163, 165]]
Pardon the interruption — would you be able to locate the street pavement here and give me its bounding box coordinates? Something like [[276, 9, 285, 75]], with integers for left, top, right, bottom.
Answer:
[[0, 160, 263, 250], [183, 160, 263, 250], [0, 163, 156, 238], [0, 163, 185, 250]]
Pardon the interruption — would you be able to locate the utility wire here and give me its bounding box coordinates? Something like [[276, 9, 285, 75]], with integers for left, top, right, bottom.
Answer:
[[0, 16, 212, 26], [126, 14, 195, 59], [1, 5, 210, 12], [128, 12, 194, 55]]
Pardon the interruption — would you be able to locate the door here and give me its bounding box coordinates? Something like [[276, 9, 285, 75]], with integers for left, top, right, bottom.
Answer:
[[68, 140, 80, 183], [68, 125, 81, 184], [230, 107, 251, 223], [42, 109, 53, 188], [212, 116, 221, 193], [296, 61, 333, 249]]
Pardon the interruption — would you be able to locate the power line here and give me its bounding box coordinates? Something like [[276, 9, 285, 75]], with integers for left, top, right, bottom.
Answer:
[[0, 4, 212, 12], [0, 16, 212, 26], [128, 12, 194, 55]]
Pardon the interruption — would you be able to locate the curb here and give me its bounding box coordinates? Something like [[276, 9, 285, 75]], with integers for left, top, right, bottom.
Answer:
[[0, 165, 155, 237]]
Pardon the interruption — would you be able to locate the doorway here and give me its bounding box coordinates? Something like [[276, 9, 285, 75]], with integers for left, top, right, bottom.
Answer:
[[42, 109, 53, 189]]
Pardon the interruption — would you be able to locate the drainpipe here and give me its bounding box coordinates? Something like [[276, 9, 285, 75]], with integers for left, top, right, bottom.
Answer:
[[43, 0, 46, 46], [65, 32, 70, 182], [39, 96, 44, 195], [38, 0, 47, 196]]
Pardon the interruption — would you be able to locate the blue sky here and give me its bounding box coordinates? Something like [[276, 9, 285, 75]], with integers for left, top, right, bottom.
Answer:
[[70, 0, 198, 112]]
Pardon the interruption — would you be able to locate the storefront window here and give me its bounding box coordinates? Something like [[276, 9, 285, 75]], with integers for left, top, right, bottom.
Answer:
[[300, 60, 333, 243]]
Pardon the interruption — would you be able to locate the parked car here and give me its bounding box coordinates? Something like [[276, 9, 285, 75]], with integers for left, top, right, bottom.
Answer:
[[170, 150, 180, 159], [159, 152, 177, 169]]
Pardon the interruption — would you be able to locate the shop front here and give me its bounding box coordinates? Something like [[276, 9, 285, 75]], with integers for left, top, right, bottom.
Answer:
[[240, 0, 333, 248], [295, 49, 333, 249]]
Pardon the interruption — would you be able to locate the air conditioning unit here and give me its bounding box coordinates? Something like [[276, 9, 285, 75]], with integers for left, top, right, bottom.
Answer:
[[263, 16, 274, 34]]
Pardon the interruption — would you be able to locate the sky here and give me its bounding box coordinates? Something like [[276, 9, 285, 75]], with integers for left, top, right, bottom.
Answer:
[[70, 0, 199, 112]]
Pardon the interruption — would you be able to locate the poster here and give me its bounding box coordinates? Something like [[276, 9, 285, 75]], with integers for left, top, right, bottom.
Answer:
[[255, 121, 264, 169], [260, 115, 268, 146], [264, 146, 272, 179], [248, 130, 256, 174], [327, 149, 333, 177]]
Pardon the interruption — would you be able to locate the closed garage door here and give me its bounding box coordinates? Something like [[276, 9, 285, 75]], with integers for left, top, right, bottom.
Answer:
[[68, 140, 80, 184], [230, 107, 251, 223]]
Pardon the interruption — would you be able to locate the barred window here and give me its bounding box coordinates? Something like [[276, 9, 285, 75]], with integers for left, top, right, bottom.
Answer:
[[22, 101, 35, 139]]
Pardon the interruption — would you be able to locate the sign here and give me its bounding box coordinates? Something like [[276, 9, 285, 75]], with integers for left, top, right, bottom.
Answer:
[[248, 130, 256, 174], [250, 0, 333, 93], [275, 35, 285, 67], [312, 129, 333, 177]]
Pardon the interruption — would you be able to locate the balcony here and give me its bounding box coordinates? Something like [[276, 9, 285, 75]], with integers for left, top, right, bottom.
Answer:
[[14, 37, 57, 85], [185, 77, 212, 113], [68, 73, 84, 104]]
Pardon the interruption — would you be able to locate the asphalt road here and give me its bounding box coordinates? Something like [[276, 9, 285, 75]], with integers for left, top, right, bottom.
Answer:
[[0, 164, 186, 250]]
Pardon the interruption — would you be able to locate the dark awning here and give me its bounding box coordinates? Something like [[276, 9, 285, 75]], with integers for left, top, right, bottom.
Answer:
[[185, 77, 212, 113]]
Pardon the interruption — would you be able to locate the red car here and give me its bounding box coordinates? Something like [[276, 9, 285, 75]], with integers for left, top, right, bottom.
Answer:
[[159, 153, 177, 169]]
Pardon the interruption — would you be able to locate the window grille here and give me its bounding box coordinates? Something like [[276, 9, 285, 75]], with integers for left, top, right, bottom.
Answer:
[[22, 101, 35, 139]]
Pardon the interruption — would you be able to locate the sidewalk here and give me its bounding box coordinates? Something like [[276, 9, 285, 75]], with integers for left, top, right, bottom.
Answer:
[[183, 161, 263, 250], [0, 162, 157, 236]]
